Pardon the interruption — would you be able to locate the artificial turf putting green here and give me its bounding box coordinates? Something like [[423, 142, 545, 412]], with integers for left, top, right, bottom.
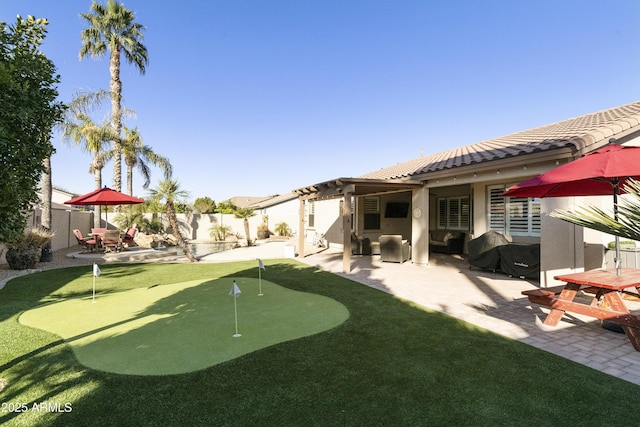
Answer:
[[19, 277, 349, 375]]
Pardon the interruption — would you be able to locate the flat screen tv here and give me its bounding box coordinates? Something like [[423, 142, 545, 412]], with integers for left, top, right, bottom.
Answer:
[[384, 202, 409, 218]]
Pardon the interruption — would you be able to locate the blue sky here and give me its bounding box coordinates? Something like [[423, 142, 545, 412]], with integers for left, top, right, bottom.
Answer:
[[2, 0, 639, 202]]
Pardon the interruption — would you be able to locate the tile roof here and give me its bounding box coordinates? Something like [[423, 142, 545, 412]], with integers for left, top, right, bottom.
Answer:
[[361, 101, 640, 180]]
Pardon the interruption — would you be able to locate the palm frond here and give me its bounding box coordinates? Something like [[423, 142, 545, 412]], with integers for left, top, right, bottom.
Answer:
[[550, 178, 640, 241]]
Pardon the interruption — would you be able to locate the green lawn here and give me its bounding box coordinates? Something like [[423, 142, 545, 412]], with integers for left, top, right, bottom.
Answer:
[[1, 260, 639, 426]]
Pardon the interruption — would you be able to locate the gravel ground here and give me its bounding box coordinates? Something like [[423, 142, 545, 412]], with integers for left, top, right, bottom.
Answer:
[[0, 247, 96, 289]]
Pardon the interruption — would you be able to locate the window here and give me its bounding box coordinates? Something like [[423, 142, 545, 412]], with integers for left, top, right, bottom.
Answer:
[[363, 197, 380, 230], [437, 196, 470, 230], [487, 185, 540, 236], [308, 201, 315, 228]]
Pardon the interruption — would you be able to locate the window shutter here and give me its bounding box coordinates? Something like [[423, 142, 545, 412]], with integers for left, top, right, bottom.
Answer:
[[488, 186, 506, 234], [363, 197, 380, 230], [438, 199, 447, 228]]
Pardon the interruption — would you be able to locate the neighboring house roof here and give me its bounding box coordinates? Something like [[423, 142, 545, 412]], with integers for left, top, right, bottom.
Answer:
[[248, 192, 298, 209], [229, 196, 272, 208], [361, 100, 640, 180]]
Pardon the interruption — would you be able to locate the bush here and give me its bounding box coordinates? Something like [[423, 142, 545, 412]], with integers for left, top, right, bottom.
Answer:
[[5, 228, 53, 250], [274, 222, 292, 237], [210, 224, 232, 241]]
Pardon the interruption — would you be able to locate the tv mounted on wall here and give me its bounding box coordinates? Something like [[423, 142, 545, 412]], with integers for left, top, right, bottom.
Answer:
[[384, 202, 409, 218]]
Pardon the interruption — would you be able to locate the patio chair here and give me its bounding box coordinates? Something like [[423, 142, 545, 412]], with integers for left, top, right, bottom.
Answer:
[[121, 227, 138, 247], [73, 229, 97, 252], [101, 229, 122, 252], [379, 235, 411, 263]]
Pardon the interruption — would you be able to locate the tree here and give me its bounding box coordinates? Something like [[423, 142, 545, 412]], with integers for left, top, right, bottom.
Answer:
[[193, 197, 217, 214], [148, 179, 197, 262], [233, 207, 256, 246], [80, 0, 148, 193], [61, 98, 116, 229], [121, 126, 172, 195], [216, 200, 237, 214], [0, 16, 65, 243]]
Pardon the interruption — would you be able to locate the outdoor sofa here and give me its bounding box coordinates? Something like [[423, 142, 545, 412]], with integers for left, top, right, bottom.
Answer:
[[429, 230, 465, 254]]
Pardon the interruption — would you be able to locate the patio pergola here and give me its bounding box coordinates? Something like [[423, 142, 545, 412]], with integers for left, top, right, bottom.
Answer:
[[294, 177, 423, 273]]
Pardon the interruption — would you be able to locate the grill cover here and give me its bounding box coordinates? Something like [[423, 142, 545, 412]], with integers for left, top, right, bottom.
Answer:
[[468, 231, 510, 270], [497, 244, 541, 279]]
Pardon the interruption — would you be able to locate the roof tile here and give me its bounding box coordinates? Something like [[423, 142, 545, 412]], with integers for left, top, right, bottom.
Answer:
[[360, 101, 640, 180]]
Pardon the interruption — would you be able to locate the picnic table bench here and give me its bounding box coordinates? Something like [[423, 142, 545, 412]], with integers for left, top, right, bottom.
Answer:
[[522, 268, 640, 351]]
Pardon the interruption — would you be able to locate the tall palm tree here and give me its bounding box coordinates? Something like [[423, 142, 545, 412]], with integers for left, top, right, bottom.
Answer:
[[148, 179, 198, 262], [233, 207, 256, 246], [121, 126, 172, 195], [61, 112, 114, 228], [79, 0, 148, 193]]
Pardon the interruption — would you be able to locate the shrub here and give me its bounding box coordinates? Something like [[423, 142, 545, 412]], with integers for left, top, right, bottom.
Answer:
[[274, 222, 292, 237]]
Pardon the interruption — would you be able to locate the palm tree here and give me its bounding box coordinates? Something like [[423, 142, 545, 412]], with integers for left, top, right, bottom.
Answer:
[[148, 179, 197, 262], [61, 111, 114, 228], [80, 0, 148, 193], [121, 126, 172, 195], [233, 207, 256, 246]]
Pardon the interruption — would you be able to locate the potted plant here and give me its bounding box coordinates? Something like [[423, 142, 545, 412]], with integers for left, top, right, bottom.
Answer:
[[257, 224, 270, 240], [5, 228, 54, 270]]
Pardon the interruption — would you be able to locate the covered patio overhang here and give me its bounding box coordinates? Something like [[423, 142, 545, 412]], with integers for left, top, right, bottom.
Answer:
[[294, 177, 423, 273]]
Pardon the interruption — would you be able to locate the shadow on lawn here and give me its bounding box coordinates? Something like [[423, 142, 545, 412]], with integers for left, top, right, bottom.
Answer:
[[3, 260, 640, 426], [0, 261, 462, 424]]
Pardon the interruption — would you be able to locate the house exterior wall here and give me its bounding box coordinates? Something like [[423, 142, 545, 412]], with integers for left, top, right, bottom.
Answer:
[[303, 198, 342, 247], [254, 198, 300, 237]]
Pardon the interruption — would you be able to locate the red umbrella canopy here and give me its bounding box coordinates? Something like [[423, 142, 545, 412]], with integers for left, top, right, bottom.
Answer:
[[503, 143, 640, 198], [64, 187, 146, 206]]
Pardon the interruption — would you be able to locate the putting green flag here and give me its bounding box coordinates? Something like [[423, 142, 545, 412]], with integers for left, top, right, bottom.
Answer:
[[229, 281, 241, 296], [230, 280, 242, 337], [258, 259, 265, 270], [93, 263, 101, 277]]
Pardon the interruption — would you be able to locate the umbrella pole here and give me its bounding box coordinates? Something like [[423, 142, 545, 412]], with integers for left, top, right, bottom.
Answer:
[[614, 184, 621, 276]]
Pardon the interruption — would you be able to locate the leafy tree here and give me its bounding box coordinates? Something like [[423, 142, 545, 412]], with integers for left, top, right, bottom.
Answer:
[[148, 179, 197, 262], [80, 0, 148, 192], [216, 200, 237, 214], [233, 207, 256, 246], [121, 126, 172, 195], [0, 16, 65, 243], [193, 197, 217, 214]]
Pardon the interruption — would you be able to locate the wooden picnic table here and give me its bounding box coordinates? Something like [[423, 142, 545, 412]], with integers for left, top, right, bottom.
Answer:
[[522, 268, 640, 351]]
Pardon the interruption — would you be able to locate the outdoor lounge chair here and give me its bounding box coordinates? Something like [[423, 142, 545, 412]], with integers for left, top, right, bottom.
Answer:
[[351, 232, 371, 255], [121, 227, 138, 247], [73, 229, 97, 252], [379, 234, 411, 263]]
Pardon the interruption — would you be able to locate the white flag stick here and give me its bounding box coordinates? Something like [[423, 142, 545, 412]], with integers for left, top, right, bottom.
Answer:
[[92, 263, 101, 303], [229, 280, 242, 337], [257, 259, 265, 296]]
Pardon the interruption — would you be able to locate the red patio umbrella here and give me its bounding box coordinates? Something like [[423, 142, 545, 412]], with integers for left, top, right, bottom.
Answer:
[[503, 142, 640, 275], [64, 186, 145, 228]]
